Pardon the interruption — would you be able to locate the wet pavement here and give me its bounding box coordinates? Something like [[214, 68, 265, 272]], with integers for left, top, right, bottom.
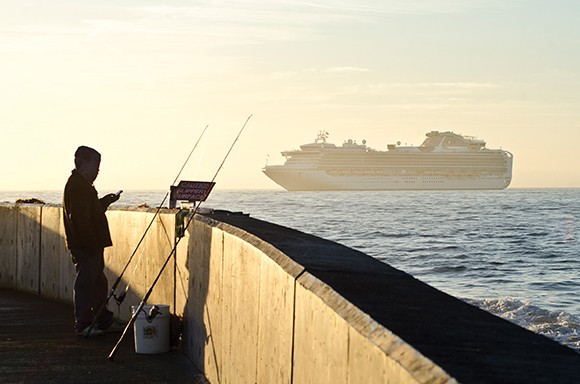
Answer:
[[0, 288, 207, 384]]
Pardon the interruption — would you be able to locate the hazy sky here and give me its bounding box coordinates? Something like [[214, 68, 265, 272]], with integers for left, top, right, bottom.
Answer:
[[1, 0, 579, 191]]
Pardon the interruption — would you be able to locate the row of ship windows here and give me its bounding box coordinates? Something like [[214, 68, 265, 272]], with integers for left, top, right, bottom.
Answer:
[[326, 171, 508, 177], [317, 162, 509, 168], [292, 156, 508, 161], [336, 177, 509, 184], [333, 176, 508, 183], [288, 160, 509, 167], [288, 156, 508, 162]]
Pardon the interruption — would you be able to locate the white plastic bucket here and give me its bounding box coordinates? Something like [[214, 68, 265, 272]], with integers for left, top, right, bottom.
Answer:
[[132, 304, 170, 354]]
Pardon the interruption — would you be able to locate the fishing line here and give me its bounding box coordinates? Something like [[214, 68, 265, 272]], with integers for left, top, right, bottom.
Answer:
[[114, 124, 210, 298], [194, 128, 209, 176], [122, 122, 207, 296], [108, 114, 252, 361], [83, 124, 209, 337]]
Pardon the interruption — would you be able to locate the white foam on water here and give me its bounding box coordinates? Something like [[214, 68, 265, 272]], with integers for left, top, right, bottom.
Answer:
[[465, 297, 580, 353]]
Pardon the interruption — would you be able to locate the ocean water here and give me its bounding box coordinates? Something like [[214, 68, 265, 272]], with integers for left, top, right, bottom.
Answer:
[[2, 188, 579, 352]]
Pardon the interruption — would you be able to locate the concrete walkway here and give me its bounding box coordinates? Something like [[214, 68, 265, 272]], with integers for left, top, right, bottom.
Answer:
[[0, 288, 207, 384]]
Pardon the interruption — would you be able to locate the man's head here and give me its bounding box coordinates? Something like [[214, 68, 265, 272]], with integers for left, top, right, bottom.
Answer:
[[74, 146, 101, 183]]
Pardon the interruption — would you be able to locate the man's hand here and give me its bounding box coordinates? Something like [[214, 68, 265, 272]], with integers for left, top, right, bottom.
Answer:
[[101, 192, 121, 208]]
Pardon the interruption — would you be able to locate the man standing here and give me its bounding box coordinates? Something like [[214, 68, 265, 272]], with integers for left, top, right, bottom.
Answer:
[[63, 146, 122, 336]]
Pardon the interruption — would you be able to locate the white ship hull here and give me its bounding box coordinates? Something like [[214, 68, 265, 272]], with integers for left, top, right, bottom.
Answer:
[[262, 131, 513, 191], [263, 167, 512, 191]]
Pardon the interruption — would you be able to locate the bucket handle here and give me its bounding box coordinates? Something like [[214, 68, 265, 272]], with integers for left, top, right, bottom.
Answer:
[[139, 305, 161, 323]]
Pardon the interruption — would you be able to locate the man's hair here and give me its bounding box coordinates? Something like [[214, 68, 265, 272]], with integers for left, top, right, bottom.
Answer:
[[74, 146, 101, 168]]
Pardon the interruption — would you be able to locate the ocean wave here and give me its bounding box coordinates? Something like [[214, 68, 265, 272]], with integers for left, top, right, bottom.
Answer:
[[465, 297, 580, 353], [429, 265, 468, 273]]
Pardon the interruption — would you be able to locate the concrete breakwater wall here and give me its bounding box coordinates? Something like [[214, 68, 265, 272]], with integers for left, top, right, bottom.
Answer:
[[1, 204, 578, 383], [0, 204, 180, 315], [0, 203, 453, 383]]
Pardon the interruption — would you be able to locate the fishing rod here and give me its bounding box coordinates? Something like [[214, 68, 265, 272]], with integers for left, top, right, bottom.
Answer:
[[108, 114, 252, 361], [83, 124, 209, 338]]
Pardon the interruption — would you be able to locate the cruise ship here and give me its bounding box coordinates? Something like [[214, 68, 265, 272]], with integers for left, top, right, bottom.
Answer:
[[262, 131, 513, 191]]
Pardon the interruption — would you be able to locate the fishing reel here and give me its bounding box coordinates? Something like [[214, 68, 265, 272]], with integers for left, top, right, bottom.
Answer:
[[113, 291, 127, 306]]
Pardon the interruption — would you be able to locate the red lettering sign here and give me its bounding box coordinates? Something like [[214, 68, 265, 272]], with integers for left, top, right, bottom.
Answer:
[[175, 181, 215, 201]]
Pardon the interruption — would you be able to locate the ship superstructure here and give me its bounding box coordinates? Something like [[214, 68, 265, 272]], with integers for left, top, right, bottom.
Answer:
[[262, 131, 513, 191]]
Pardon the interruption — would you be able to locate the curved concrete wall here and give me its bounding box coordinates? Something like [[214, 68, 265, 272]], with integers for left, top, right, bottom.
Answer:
[[186, 215, 455, 384], [0, 204, 180, 320], [3, 204, 578, 383], [0, 204, 453, 383]]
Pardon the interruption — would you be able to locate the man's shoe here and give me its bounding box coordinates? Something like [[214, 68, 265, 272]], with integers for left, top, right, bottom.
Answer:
[[76, 325, 104, 337]]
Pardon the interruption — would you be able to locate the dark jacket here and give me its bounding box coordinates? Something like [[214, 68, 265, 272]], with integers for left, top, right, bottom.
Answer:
[[63, 170, 113, 251]]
